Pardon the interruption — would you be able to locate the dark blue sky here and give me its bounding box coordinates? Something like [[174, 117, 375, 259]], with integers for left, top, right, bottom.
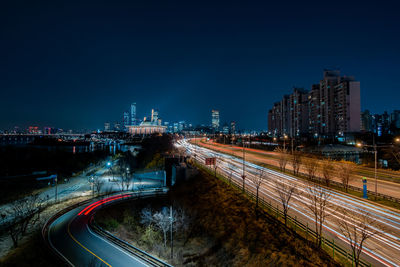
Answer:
[[1, 1, 399, 131]]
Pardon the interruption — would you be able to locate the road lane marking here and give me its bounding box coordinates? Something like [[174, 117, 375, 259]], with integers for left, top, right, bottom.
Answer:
[[86, 224, 149, 266], [67, 218, 112, 267]]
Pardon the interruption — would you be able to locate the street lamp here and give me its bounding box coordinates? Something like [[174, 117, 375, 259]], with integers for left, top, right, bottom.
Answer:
[[356, 136, 399, 200], [107, 162, 114, 181], [283, 135, 288, 150], [356, 141, 378, 200]]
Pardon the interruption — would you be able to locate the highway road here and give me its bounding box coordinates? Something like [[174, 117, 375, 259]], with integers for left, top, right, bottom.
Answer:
[[46, 189, 168, 267], [196, 139, 400, 199], [179, 139, 400, 267]]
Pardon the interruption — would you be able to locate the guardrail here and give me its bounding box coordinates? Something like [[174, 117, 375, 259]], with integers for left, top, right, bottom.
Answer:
[[88, 188, 171, 267], [200, 142, 400, 204], [90, 220, 172, 267], [42, 188, 170, 267], [197, 161, 372, 267]]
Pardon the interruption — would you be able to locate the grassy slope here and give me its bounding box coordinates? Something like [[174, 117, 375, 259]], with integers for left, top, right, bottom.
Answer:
[[96, 168, 339, 266], [170, 169, 338, 266]]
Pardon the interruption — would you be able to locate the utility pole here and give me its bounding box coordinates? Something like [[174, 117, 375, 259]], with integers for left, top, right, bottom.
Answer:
[[291, 137, 294, 154], [242, 136, 246, 192], [54, 175, 58, 202], [170, 206, 173, 259], [373, 134, 377, 200], [91, 176, 95, 197]]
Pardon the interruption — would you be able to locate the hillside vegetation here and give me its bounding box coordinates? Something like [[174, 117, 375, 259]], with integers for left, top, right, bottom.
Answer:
[[96, 167, 339, 266]]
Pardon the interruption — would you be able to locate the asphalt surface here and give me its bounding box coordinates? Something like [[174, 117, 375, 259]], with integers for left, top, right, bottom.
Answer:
[[198, 140, 400, 199], [48, 193, 155, 267], [180, 139, 400, 267]]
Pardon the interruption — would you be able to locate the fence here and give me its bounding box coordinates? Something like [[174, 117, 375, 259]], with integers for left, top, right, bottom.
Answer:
[[196, 160, 372, 267], [205, 143, 400, 204]]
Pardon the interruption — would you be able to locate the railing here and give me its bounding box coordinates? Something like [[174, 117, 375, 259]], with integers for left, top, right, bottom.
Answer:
[[201, 142, 400, 204], [90, 221, 172, 267], [197, 161, 372, 267], [299, 172, 400, 204], [42, 188, 169, 266]]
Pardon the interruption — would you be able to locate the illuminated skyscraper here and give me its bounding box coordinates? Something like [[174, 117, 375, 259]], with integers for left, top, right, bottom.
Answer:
[[104, 122, 110, 131], [131, 103, 137, 125], [230, 121, 236, 134], [212, 110, 220, 131], [123, 112, 129, 127], [151, 109, 159, 123]]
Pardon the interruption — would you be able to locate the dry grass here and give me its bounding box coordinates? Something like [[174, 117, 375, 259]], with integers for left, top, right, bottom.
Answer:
[[96, 169, 339, 266]]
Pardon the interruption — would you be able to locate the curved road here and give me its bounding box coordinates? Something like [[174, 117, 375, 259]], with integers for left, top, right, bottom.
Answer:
[[47, 190, 167, 267]]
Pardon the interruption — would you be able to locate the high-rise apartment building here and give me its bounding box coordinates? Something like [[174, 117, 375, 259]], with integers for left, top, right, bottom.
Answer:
[[268, 70, 361, 137], [361, 110, 372, 132], [361, 109, 400, 135], [391, 110, 400, 129], [212, 110, 220, 131]]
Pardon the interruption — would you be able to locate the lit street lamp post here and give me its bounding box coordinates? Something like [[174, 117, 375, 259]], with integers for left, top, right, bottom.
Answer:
[[107, 161, 114, 181], [356, 136, 399, 200]]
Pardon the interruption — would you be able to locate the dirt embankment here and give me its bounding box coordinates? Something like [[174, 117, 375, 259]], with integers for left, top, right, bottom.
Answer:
[[96, 168, 339, 266]]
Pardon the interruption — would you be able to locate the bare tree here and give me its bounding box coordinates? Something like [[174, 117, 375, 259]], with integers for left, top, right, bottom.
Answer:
[[391, 146, 400, 165], [339, 161, 354, 192], [7, 194, 42, 247], [304, 155, 319, 181], [140, 206, 154, 225], [275, 147, 289, 172], [151, 207, 170, 248], [321, 159, 335, 187], [227, 162, 234, 185], [338, 207, 381, 267], [141, 206, 187, 250], [116, 167, 132, 192], [304, 182, 332, 247], [249, 169, 265, 210], [92, 176, 105, 195], [213, 157, 219, 178], [290, 151, 302, 176], [274, 179, 297, 225]]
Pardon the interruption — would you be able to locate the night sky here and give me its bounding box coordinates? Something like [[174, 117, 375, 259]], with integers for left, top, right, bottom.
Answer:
[[1, 1, 399, 131]]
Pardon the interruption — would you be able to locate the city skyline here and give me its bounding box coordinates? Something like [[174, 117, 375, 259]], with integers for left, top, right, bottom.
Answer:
[[1, 1, 400, 130]]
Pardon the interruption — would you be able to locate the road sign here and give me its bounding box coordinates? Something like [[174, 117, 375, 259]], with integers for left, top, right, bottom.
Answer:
[[362, 177, 368, 199], [205, 157, 216, 165]]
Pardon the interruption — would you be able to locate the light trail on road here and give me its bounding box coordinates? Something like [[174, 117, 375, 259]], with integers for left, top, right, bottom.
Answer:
[[179, 139, 400, 267]]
